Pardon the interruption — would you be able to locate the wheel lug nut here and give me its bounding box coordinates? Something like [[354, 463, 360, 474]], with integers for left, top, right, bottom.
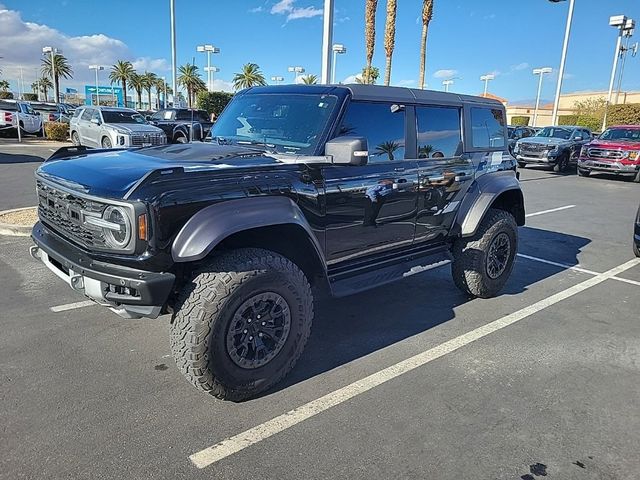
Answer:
[[243, 329, 248, 334], [248, 319, 251, 323], [257, 315, 261, 319], [258, 333, 263, 338], [249, 336, 253, 340], [261, 322, 266, 326]]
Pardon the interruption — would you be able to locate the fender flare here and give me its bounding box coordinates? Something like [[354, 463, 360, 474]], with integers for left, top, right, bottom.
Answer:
[[454, 170, 524, 237], [171, 196, 324, 263]]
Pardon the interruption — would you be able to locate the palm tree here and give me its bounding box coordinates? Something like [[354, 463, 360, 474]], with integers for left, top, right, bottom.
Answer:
[[301, 74, 318, 85], [129, 72, 145, 109], [364, 0, 378, 84], [178, 63, 206, 107], [141, 72, 157, 110], [418, 144, 434, 158], [41, 53, 73, 103], [109, 60, 134, 108], [154, 78, 172, 109], [37, 76, 53, 101], [356, 66, 380, 85], [383, 0, 397, 86], [31, 81, 39, 94], [0, 80, 9, 92], [418, 0, 434, 90], [232, 63, 267, 90], [375, 140, 401, 160]]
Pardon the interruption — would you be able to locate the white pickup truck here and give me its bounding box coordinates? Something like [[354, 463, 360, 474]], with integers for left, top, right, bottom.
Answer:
[[0, 100, 43, 136]]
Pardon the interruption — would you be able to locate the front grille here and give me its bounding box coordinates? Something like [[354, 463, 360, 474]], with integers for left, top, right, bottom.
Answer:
[[519, 143, 550, 157], [130, 133, 165, 146], [36, 180, 108, 248], [587, 148, 624, 160]]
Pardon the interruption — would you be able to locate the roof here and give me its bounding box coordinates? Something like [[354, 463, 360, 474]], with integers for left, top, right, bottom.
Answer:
[[83, 106, 137, 112], [241, 84, 504, 106]]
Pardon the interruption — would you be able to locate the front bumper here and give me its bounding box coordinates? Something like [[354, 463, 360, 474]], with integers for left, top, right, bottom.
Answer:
[[578, 158, 639, 176], [31, 222, 175, 318], [515, 154, 558, 165]]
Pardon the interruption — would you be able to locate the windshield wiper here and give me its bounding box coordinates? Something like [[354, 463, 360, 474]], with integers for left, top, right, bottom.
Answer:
[[235, 139, 278, 153]]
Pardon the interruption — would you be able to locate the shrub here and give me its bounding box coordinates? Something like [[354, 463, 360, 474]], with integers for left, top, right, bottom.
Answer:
[[23, 93, 38, 101], [196, 91, 233, 118], [44, 122, 69, 141], [607, 104, 640, 127], [558, 114, 600, 132], [511, 116, 530, 126], [0, 91, 14, 99]]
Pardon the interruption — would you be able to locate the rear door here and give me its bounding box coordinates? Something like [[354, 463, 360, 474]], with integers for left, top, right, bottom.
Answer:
[[78, 108, 95, 145], [323, 101, 419, 265], [412, 105, 475, 243]]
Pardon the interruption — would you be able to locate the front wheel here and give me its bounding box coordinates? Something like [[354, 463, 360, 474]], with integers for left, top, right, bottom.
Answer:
[[452, 208, 518, 298], [170, 248, 313, 401], [101, 137, 112, 149], [577, 168, 590, 177], [553, 153, 569, 173], [71, 131, 81, 146]]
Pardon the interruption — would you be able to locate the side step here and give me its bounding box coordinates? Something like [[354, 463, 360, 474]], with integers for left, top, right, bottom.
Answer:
[[328, 247, 452, 297]]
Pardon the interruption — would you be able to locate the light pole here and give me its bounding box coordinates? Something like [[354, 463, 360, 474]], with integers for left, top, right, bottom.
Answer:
[[442, 79, 454, 92], [321, 0, 335, 84], [532, 67, 552, 127], [602, 15, 630, 131], [197, 44, 220, 92], [480, 74, 495, 96], [271, 76, 285, 85], [288, 66, 305, 83], [161, 76, 167, 109], [170, 0, 177, 106], [549, 0, 575, 126], [42, 46, 58, 103], [331, 44, 347, 84], [204, 66, 220, 91], [615, 18, 637, 104], [89, 65, 104, 106]]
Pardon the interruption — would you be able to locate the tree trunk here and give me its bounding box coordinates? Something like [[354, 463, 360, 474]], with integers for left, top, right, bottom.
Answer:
[[54, 76, 60, 103], [384, 0, 397, 86], [137, 91, 142, 110], [122, 80, 128, 108], [418, 24, 427, 89], [365, 0, 378, 84]]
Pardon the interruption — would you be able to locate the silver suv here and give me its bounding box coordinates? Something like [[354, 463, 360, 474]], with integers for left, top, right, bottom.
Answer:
[[70, 106, 166, 148]]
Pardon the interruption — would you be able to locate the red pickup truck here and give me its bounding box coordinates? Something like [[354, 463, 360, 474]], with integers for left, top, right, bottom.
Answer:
[[577, 125, 640, 182]]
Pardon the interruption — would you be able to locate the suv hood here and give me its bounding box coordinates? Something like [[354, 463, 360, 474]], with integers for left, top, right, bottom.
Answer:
[[37, 144, 291, 199], [105, 123, 163, 134], [519, 137, 569, 146]]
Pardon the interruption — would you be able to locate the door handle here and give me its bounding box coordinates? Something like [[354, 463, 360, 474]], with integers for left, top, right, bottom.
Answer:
[[394, 167, 405, 172], [455, 174, 473, 182]]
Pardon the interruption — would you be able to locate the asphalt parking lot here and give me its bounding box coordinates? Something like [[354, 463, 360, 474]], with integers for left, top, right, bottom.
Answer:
[[1, 143, 639, 480]]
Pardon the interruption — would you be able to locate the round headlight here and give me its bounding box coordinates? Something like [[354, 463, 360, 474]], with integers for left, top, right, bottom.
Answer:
[[102, 206, 131, 248]]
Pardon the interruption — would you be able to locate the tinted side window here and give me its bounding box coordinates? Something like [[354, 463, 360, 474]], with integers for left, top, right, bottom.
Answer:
[[470, 107, 506, 149], [91, 110, 102, 123], [81, 108, 93, 121], [150, 110, 167, 121], [176, 110, 195, 121], [338, 102, 405, 162], [72, 108, 83, 118], [582, 130, 591, 140], [416, 106, 462, 158]]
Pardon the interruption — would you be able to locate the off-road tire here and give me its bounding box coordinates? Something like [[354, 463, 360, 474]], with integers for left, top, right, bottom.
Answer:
[[170, 248, 313, 401], [451, 208, 518, 299], [554, 153, 569, 173], [577, 168, 590, 177], [101, 137, 112, 149], [175, 135, 188, 144]]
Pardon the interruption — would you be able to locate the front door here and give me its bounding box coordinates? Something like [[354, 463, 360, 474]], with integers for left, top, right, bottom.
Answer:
[[323, 101, 418, 265]]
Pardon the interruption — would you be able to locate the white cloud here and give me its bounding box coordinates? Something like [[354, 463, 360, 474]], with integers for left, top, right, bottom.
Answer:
[[343, 74, 360, 84], [212, 78, 234, 93], [0, 4, 167, 91], [132, 57, 170, 72], [433, 69, 457, 79], [395, 79, 416, 87], [249, 6, 264, 13], [483, 13, 496, 20], [511, 62, 529, 71], [270, 0, 322, 22]]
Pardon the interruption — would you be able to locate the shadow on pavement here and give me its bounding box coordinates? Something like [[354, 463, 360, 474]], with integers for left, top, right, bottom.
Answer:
[[266, 226, 590, 397], [0, 152, 44, 164]]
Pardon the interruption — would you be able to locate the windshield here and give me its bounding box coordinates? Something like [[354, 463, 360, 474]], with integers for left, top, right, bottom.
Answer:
[[535, 127, 572, 140], [102, 110, 146, 124], [211, 93, 339, 154], [508, 127, 515, 137], [32, 104, 58, 112], [599, 128, 640, 142]]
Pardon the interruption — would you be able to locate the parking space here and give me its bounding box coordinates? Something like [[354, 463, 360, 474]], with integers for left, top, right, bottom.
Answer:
[[1, 149, 639, 479]]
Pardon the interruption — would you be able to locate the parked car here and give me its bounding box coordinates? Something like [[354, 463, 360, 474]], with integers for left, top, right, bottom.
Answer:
[[513, 125, 593, 172], [31, 84, 524, 400], [634, 203, 640, 257], [0, 99, 43, 136], [147, 108, 213, 143], [30, 102, 71, 123], [70, 106, 166, 148], [577, 125, 640, 183], [507, 125, 536, 154]]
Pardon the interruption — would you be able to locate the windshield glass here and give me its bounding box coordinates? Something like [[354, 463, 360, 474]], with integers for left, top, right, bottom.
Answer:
[[211, 93, 339, 154], [102, 110, 146, 124], [32, 103, 58, 112], [599, 128, 640, 142], [507, 127, 515, 137], [535, 127, 572, 140]]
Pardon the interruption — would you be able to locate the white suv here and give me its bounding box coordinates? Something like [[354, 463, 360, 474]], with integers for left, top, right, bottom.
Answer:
[[0, 100, 43, 136]]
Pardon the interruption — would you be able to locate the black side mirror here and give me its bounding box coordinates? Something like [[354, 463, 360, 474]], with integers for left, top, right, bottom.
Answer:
[[325, 136, 369, 166]]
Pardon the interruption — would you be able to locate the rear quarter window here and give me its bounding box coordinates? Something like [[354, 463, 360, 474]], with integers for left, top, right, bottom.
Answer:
[[470, 107, 506, 149], [0, 101, 17, 111]]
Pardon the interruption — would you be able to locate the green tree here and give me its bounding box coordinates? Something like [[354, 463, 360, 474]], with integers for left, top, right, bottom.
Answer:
[[418, 144, 434, 158], [141, 71, 157, 110], [356, 66, 380, 84], [232, 63, 267, 90], [301, 74, 318, 85], [37, 77, 53, 101], [154, 78, 172, 110], [109, 60, 134, 108], [31, 81, 39, 94], [41, 53, 73, 103], [0, 80, 9, 92], [418, 0, 434, 90], [375, 140, 401, 160], [365, 0, 378, 84], [196, 90, 234, 117], [129, 72, 145, 109], [178, 63, 206, 107], [383, 0, 397, 86]]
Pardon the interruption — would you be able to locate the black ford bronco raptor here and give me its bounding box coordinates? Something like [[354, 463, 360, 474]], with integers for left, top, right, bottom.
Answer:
[[30, 85, 525, 401]]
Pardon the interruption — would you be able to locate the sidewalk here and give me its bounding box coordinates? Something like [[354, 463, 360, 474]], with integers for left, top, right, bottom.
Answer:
[[0, 137, 70, 148]]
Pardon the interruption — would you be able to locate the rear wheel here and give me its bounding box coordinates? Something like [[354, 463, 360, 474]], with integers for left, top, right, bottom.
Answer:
[[452, 208, 518, 298], [101, 136, 112, 149], [577, 168, 590, 177], [71, 131, 81, 146], [170, 248, 313, 401]]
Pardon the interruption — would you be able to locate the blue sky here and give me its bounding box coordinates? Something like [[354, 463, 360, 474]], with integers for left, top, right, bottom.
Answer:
[[2, 0, 640, 104]]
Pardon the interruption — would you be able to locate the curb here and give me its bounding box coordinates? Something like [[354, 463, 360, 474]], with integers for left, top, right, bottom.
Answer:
[[0, 207, 37, 237]]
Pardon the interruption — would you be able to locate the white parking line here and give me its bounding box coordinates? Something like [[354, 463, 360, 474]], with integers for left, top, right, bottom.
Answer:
[[188, 257, 640, 469], [526, 205, 576, 218], [50, 300, 95, 312], [516, 253, 599, 275]]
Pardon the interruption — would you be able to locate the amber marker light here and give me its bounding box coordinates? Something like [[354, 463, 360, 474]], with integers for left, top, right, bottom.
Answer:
[[138, 213, 148, 241]]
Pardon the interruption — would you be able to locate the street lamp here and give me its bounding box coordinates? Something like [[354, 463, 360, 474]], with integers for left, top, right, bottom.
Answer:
[[170, 0, 177, 107], [602, 15, 630, 131], [42, 46, 60, 103], [549, 0, 575, 126], [532, 67, 553, 127], [331, 44, 347, 84], [321, 0, 335, 84], [197, 44, 220, 92], [480, 74, 495, 95], [161, 76, 167, 109], [288, 66, 305, 83], [204, 66, 220, 91], [442, 79, 454, 92], [89, 65, 104, 106], [615, 18, 637, 104], [271, 76, 285, 85]]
